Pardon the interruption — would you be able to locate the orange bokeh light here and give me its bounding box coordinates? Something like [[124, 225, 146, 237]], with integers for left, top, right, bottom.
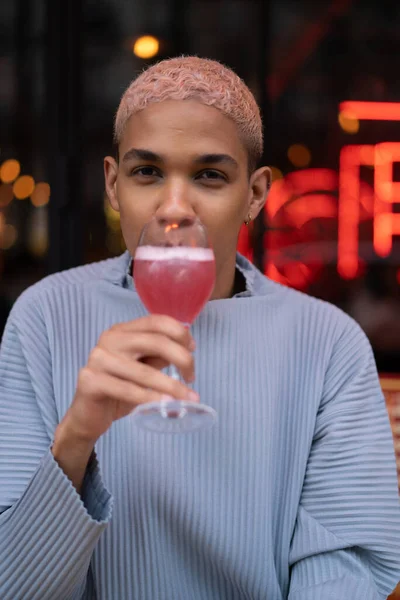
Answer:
[[287, 144, 311, 168], [0, 159, 21, 184], [13, 175, 35, 200], [338, 112, 360, 134], [0, 223, 18, 250], [31, 182, 50, 207], [0, 184, 14, 207], [269, 166, 284, 181], [133, 35, 160, 59]]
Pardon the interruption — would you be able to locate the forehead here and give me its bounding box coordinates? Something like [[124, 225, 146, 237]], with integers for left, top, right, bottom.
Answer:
[[119, 100, 247, 164]]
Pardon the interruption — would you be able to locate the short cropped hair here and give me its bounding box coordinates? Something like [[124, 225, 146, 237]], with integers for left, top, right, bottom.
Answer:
[[114, 56, 263, 172]]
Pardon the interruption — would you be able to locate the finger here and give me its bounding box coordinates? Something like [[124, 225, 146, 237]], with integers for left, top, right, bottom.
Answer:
[[142, 356, 169, 371], [81, 367, 198, 409], [89, 347, 197, 398], [79, 369, 165, 411], [108, 315, 195, 350], [96, 333, 195, 382], [132, 334, 195, 382]]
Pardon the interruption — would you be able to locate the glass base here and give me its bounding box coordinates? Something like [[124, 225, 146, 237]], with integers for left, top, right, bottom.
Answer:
[[132, 400, 217, 433]]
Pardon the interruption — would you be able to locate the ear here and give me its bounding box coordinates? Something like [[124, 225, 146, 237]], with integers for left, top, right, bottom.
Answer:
[[104, 156, 120, 212], [246, 166, 271, 220]]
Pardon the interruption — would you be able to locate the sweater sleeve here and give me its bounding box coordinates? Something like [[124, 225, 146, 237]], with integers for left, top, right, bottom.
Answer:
[[288, 317, 400, 600], [0, 299, 113, 600]]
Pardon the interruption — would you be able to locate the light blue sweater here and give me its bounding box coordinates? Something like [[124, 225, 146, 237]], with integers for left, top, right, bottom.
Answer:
[[0, 252, 399, 600]]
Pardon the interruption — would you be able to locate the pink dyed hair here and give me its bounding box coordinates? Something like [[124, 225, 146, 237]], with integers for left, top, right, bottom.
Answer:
[[114, 56, 263, 171]]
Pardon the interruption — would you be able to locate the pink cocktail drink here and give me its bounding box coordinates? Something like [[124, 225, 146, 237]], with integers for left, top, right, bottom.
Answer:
[[134, 246, 216, 324]]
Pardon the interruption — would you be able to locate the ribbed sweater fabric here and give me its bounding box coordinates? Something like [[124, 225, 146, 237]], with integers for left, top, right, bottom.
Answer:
[[0, 252, 399, 600]]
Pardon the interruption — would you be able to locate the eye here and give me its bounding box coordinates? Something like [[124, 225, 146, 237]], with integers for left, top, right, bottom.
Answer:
[[131, 166, 160, 178], [196, 170, 227, 182]]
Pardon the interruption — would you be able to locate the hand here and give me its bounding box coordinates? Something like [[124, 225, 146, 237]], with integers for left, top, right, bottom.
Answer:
[[55, 314, 198, 446]]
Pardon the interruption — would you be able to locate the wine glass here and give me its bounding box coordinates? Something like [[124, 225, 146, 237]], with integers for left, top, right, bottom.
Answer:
[[131, 216, 217, 433]]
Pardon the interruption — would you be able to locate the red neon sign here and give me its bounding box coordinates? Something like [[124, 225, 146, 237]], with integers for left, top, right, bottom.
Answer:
[[264, 102, 400, 289], [337, 102, 400, 279], [338, 145, 375, 279], [340, 101, 400, 121], [264, 169, 337, 288], [374, 142, 400, 258]]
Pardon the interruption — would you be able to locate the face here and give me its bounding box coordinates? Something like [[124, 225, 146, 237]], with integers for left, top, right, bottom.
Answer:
[[104, 100, 270, 294]]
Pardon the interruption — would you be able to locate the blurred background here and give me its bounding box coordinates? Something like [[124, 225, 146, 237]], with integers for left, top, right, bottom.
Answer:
[[1, 0, 400, 373]]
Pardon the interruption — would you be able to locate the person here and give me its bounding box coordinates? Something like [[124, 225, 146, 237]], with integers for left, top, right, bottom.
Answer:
[[0, 56, 399, 600]]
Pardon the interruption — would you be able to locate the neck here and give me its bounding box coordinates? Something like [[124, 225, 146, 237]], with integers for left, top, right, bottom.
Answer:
[[210, 254, 238, 300]]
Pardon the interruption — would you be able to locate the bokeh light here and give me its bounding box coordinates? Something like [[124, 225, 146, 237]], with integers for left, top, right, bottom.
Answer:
[[269, 166, 284, 181], [31, 182, 50, 207], [13, 175, 35, 200], [338, 111, 360, 134], [0, 184, 14, 207], [28, 208, 48, 257], [133, 35, 160, 59], [28, 235, 48, 257], [0, 159, 20, 184], [287, 144, 311, 168], [0, 224, 18, 250]]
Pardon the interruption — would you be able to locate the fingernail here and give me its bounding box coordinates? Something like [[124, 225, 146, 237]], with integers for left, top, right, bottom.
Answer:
[[189, 391, 199, 402]]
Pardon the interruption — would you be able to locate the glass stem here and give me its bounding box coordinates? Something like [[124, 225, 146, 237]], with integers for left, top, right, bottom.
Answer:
[[168, 364, 181, 382], [166, 322, 191, 393]]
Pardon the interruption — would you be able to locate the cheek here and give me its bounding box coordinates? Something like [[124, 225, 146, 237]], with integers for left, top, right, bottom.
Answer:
[[116, 195, 155, 253], [198, 182, 246, 212], [116, 181, 156, 222], [205, 211, 245, 254], [199, 191, 246, 228]]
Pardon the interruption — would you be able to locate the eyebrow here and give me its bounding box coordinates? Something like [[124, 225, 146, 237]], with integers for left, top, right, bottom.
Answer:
[[122, 148, 239, 169], [122, 148, 161, 163], [194, 154, 239, 169]]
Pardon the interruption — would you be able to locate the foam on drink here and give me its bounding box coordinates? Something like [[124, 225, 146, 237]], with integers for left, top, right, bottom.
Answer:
[[135, 246, 214, 262]]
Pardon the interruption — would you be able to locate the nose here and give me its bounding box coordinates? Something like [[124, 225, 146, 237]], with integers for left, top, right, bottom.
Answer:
[[155, 180, 196, 226]]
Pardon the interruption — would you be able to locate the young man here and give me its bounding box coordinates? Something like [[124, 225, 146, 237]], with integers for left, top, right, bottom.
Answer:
[[0, 56, 399, 599]]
